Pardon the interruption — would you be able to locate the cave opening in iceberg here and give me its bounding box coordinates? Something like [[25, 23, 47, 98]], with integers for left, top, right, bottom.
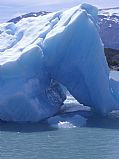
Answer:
[[0, 3, 119, 122]]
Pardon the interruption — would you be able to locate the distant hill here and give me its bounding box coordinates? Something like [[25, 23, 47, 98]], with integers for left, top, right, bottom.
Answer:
[[98, 8, 119, 50], [8, 11, 49, 24]]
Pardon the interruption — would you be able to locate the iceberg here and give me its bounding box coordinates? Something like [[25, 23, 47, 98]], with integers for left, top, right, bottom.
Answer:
[[0, 4, 119, 122]]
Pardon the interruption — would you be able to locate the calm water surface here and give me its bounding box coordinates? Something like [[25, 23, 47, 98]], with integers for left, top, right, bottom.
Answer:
[[1, 117, 119, 159]]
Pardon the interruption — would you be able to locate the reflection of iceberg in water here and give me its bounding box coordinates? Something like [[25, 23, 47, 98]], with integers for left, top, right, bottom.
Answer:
[[0, 4, 119, 122]]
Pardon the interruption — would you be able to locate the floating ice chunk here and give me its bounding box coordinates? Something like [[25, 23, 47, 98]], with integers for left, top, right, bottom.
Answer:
[[48, 114, 87, 128], [58, 122, 76, 128]]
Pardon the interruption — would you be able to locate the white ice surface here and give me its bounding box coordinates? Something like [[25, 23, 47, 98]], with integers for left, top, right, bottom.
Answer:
[[110, 71, 119, 81]]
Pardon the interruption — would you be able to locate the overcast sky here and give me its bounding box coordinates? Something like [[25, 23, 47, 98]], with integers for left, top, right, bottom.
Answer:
[[0, 0, 119, 23]]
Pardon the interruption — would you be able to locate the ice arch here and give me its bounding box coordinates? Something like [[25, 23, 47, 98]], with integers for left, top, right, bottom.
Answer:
[[0, 4, 119, 122], [43, 4, 119, 114]]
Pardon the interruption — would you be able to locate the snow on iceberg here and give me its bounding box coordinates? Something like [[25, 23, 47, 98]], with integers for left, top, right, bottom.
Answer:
[[0, 4, 119, 122]]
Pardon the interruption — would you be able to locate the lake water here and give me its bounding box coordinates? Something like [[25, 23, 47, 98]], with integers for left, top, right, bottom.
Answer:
[[1, 116, 119, 159]]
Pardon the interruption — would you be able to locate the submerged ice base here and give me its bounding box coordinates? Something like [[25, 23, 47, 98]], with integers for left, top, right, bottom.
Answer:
[[0, 4, 119, 122]]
